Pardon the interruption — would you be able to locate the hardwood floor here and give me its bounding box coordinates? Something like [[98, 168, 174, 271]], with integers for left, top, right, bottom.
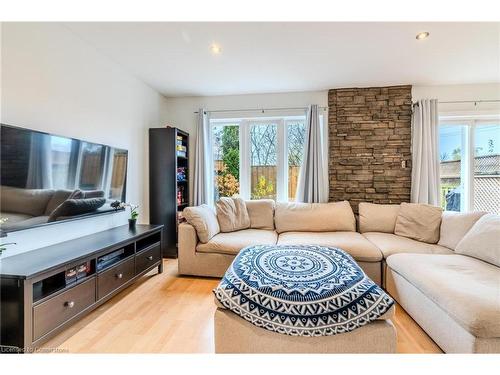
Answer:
[[41, 259, 442, 353]]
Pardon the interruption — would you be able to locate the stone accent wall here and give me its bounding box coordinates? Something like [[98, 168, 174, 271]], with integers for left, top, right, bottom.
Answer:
[[328, 85, 412, 213]]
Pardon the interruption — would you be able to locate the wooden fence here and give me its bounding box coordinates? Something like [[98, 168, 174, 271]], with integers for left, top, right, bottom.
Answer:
[[249, 165, 301, 200]]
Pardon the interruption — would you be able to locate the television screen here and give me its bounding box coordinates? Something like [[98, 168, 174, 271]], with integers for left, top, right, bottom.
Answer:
[[0, 124, 128, 232]]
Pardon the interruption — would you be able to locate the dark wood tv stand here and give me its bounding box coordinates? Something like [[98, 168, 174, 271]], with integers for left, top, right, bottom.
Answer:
[[0, 224, 163, 352]]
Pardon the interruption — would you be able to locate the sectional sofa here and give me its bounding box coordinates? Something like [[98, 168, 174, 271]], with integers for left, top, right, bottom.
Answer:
[[178, 199, 500, 353]]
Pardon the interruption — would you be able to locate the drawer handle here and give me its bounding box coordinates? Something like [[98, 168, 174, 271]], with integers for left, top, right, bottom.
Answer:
[[65, 301, 75, 308], [116, 273, 123, 279], [147, 255, 153, 261]]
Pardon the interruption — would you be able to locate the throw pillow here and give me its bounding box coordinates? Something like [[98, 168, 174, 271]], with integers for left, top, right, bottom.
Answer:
[[216, 197, 251, 233], [455, 214, 500, 267], [394, 202, 443, 244], [183, 204, 220, 243], [48, 197, 106, 222], [438, 211, 487, 250], [245, 199, 275, 230]]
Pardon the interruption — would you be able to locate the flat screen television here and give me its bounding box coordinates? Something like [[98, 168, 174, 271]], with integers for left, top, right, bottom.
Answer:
[[0, 124, 128, 232]]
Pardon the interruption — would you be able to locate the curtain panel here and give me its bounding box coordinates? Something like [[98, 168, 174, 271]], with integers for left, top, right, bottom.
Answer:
[[411, 99, 440, 205], [193, 109, 213, 206], [296, 104, 328, 203]]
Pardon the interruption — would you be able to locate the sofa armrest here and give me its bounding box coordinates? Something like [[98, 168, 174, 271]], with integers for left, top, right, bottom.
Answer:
[[178, 222, 199, 274]]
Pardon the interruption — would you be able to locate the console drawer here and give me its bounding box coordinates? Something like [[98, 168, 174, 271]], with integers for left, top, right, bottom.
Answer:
[[33, 277, 96, 341], [97, 257, 134, 300], [135, 243, 161, 275]]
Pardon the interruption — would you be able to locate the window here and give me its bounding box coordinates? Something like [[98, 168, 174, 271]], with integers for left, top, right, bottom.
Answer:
[[210, 115, 313, 204], [439, 117, 500, 214]]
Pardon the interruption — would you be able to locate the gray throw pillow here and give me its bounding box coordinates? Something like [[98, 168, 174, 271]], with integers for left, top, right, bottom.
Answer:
[[48, 197, 106, 222]]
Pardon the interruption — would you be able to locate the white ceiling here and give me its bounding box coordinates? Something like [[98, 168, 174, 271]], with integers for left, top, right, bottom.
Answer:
[[64, 22, 500, 97]]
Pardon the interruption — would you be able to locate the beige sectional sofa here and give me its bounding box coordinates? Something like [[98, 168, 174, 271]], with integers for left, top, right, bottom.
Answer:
[[178, 199, 500, 353]]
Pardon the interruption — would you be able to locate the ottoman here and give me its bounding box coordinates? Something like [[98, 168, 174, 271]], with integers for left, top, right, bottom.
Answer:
[[213, 244, 396, 353]]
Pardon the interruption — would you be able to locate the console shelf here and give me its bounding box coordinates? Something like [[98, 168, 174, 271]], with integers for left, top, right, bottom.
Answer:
[[0, 224, 163, 352]]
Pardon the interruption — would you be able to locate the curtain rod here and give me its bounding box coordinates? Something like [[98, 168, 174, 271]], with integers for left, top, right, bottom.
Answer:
[[413, 99, 500, 106], [193, 106, 328, 114]]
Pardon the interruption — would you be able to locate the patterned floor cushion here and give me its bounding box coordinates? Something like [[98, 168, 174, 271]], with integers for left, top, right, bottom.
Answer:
[[214, 244, 394, 337]]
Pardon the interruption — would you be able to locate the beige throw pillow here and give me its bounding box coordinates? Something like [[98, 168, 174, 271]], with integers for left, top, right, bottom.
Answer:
[[438, 211, 487, 250], [455, 214, 500, 267], [245, 199, 275, 230], [216, 197, 250, 233], [183, 204, 220, 243], [394, 202, 443, 244], [358, 202, 400, 233]]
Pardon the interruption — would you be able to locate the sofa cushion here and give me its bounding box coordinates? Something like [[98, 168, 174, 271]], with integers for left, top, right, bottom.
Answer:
[[245, 199, 275, 230], [274, 201, 355, 233], [394, 202, 442, 244], [387, 253, 500, 338], [196, 229, 278, 256], [455, 214, 500, 267], [216, 197, 250, 233], [358, 202, 400, 233], [363, 232, 453, 258], [277, 231, 382, 262], [438, 211, 487, 250], [0, 186, 54, 216], [183, 205, 220, 243]]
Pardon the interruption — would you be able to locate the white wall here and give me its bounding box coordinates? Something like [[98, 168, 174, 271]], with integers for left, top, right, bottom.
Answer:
[[1, 23, 167, 257], [412, 83, 500, 114], [161, 90, 328, 203]]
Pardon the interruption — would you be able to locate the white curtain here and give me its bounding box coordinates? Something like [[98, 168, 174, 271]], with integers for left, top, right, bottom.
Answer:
[[411, 99, 440, 205], [296, 104, 327, 203], [26, 133, 53, 189], [193, 109, 212, 206]]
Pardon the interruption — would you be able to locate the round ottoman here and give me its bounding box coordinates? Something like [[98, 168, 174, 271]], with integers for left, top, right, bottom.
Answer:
[[213, 244, 396, 353]]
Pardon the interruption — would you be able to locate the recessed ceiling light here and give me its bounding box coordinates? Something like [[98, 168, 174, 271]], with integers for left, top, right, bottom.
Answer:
[[210, 43, 222, 54], [416, 32, 430, 40]]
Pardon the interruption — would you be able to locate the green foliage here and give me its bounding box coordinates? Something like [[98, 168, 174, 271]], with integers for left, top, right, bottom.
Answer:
[[251, 176, 274, 199], [451, 147, 461, 161], [221, 126, 239, 179], [488, 139, 494, 154]]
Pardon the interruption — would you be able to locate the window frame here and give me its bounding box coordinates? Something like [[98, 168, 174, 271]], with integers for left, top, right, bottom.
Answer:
[[209, 114, 315, 203], [439, 113, 500, 212]]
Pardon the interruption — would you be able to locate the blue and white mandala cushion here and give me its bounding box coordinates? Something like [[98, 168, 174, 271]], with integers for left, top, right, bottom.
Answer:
[[214, 244, 394, 336]]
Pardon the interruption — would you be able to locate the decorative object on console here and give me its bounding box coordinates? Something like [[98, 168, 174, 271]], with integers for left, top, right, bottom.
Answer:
[[128, 203, 139, 229], [149, 127, 189, 257]]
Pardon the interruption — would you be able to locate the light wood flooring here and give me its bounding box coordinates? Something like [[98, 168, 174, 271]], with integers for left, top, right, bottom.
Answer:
[[41, 259, 442, 353]]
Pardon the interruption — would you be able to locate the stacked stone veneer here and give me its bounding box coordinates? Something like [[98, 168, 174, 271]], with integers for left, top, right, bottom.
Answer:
[[328, 85, 412, 213]]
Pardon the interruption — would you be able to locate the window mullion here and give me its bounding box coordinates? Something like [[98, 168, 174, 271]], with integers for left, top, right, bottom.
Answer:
[[277, 119, 287, 202], [468, 121, 476, 212], [239, 120, 250, 200]]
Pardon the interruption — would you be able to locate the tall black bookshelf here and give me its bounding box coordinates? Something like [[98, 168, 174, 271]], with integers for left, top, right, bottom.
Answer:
[[149, 127, 189, 258]]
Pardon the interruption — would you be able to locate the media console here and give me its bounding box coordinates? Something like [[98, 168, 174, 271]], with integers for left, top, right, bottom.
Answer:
[[0, 224, 163, 352]]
